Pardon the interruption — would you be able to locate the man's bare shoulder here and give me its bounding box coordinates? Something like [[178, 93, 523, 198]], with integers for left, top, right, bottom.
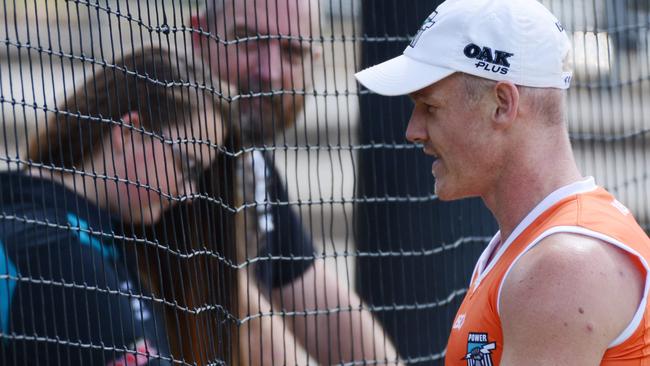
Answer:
[[497, 232, 644, 365]]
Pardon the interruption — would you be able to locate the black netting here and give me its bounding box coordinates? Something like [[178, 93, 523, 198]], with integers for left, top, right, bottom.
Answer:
[[0, 0, 648, 365]]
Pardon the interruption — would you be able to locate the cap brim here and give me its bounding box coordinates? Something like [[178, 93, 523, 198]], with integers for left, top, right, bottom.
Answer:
[[355, 55, 455, 96]]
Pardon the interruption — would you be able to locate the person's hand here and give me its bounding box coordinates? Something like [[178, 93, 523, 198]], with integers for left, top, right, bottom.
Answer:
[[237, 269, 317, 365]]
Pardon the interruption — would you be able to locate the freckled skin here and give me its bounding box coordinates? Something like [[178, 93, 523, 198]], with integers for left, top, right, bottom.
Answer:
[[500, 233, 644, 365]]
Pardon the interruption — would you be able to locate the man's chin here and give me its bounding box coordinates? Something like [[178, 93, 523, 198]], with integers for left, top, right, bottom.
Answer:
[[237, 104, 301, 146], [435, 185, 479, 202], [435, 191, 457, 202], [237, 124, 283, 147], [434, 181, 464, 202]]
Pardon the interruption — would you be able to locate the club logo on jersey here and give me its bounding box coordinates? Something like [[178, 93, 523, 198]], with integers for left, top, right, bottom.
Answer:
[[410, 11, 438, 47], [464, 332, 496, 366], [463, 43, 514, 75]]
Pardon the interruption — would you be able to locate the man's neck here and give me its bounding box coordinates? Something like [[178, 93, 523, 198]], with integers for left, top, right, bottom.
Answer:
[[482, 138, 582, 244]]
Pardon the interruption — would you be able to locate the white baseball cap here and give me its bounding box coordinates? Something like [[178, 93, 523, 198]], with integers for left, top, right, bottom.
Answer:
[[355, 0, 573, 96]]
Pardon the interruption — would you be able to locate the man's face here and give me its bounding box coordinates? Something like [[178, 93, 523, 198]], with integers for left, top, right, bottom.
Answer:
[[198, 0, 315, 145], [405, 74, 503, 201]]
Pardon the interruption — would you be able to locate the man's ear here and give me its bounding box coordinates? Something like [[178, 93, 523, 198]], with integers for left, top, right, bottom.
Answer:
[[492, 81, 519, 129], [111, 111, 141, 153]]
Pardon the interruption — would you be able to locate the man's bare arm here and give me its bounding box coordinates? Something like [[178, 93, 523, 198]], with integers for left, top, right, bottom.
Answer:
[[499, 233, 643, 366], [272, 259, 402, 365], [238, 270, 316, 365]]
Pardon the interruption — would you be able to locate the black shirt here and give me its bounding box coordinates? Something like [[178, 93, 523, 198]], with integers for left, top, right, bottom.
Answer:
[[0, 171, 171, 365], [252, 152, 315, 289]]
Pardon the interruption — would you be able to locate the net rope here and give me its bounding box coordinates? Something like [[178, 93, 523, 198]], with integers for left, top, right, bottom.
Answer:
[[0, 0, 648, 365]]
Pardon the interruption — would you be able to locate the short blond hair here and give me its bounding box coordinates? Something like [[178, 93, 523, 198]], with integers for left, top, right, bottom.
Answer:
[[459, 73, 566, 126]]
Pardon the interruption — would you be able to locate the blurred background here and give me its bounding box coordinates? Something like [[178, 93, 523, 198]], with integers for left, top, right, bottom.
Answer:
[[1, 0, 649, 364]]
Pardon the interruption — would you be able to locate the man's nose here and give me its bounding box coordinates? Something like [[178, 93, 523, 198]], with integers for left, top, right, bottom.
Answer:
[[405, 111, 427, 144], [254, 40, 284, 89]]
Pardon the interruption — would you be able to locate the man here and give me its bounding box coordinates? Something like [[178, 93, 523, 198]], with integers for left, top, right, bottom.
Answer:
[[355, 1, 497, 362], [355, 0, 650, 364], [191, 1, 399, 365]]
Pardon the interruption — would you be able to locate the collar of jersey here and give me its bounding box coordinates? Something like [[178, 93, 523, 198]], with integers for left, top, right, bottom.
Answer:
[[472, 176, 598, 290]]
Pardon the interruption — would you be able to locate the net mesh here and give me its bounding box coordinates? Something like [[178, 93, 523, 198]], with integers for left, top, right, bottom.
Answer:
[[0, 0, 648, 365]]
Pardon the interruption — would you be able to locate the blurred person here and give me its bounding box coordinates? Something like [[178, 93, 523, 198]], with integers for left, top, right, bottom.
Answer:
[[355, 0, 650, 364], [191, 0, 401, 364], [0, 46, 233, 365]]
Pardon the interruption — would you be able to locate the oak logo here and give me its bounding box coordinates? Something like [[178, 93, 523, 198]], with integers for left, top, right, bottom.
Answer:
[[463, 43, 514, 75]]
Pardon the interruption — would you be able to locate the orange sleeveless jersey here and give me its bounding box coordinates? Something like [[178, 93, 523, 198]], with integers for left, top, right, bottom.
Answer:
[[446, 178, 650, 366]]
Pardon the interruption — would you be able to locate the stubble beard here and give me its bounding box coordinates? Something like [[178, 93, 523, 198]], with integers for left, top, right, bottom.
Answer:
[[236, 94, 304, 147]]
